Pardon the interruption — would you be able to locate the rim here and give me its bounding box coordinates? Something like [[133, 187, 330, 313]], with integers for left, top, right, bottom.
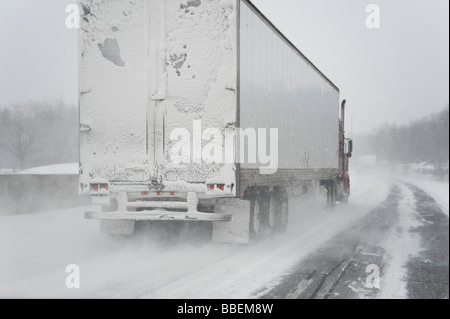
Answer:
[[268, 197, 276, 229], [253, 199, 261, 234], [281, 198, 288, 226]]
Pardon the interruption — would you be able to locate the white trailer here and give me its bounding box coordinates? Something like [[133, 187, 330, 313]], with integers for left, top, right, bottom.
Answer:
[[79, 0, 349, 243]]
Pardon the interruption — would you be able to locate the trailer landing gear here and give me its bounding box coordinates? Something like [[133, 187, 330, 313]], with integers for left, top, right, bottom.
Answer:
[[250, 197, 262, 239]]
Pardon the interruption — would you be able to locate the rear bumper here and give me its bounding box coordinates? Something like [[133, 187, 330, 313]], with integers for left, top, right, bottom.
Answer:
[[85, 210, 232, 222], [85, 192, 232, 222]]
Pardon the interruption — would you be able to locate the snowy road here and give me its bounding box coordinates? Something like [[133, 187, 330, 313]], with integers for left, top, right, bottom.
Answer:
[[264, 182, 449, 299], [0, 174, 448, 299]]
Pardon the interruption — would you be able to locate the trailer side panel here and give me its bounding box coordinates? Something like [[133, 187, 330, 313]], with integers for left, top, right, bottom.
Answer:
[[239, 0, 340, 183]]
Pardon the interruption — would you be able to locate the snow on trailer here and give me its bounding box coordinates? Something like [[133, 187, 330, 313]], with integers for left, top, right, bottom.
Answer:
[[79, 0, 352, 243]]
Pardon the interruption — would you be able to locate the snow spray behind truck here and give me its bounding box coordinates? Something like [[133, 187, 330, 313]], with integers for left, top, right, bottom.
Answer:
[[79, 0, 353, 243]]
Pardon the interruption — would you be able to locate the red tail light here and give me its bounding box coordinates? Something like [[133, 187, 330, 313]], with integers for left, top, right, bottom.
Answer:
[[92, 184, 99, 191], [101, 184, 108, 190], [142, 192, 149, 196], [218, 185, 225, 191], [170, 192, 176, 196], [209, 185, 215, 190], [156, 192, 162, 196]]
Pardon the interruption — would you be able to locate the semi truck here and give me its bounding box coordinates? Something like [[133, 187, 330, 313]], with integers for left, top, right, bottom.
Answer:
[[79, 0, 353, 243]]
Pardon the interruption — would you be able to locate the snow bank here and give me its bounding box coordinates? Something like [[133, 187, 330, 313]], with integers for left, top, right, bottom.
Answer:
[[399, 175, 449, 217], [379, 184, 422, 299], [16, 163, 79, 175]]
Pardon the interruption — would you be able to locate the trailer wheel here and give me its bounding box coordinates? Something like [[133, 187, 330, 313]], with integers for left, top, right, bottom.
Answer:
[[268, 196, 277, 232], [268, 191, 289, 234], [342, 177, 351, 203], [250, 197, 262, 239], [275, 195, 289, 233], [327, 180, 337, 208]]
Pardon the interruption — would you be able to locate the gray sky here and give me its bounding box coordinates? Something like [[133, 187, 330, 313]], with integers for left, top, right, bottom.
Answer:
[[0, 0, 77, 107], [0, 0, 448, 134]]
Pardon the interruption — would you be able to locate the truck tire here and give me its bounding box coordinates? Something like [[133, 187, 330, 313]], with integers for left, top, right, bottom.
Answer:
[[342, 178, 351, 203], [327, 180, 337, 208], [274, 194, 289, 233], [250, 197, 262, 239], [268, 196, 277, 232], [267, 191, 289, 234]]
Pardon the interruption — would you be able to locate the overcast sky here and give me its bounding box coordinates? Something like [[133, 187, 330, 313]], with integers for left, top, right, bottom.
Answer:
[[0, 0, 448, 134]]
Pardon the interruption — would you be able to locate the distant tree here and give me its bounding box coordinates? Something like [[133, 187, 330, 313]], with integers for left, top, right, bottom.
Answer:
[[0, 103, 42, 169], [359, 105, 449, 178], [430, 106, 449, 176], [0, 100, 78, 170]]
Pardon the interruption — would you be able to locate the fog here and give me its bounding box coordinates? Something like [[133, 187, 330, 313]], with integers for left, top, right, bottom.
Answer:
[[0, 0, 77, 107], [0, 0, 448, 300]]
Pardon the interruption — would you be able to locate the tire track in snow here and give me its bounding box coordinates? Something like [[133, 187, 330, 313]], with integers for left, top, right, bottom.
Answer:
[[404, 184, 449, 299], [264, 182, 449, 299], [263, 184, 402, 299]]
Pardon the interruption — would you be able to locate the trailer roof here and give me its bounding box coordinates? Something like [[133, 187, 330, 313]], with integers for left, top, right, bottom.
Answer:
[[243, 0, 340, 93]]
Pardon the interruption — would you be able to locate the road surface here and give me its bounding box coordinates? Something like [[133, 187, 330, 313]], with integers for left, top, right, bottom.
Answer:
[[0, 174, 448, 299]]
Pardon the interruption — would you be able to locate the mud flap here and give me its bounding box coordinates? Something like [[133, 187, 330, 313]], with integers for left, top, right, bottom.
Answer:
[[100, 220, 136, 236], [212, 199, 250, 244]]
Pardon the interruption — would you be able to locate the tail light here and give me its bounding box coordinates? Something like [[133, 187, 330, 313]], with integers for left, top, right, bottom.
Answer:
[[156, 192, 162, 196], [142, 192, 149, 196], [207, 184, 229, 192], [91, 183, 109, 193], [170, 192, 176, 196]]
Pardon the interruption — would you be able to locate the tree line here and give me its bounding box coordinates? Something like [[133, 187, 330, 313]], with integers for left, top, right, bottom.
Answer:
[[0, 100, 78, 170], [358, 105, 449, 177]]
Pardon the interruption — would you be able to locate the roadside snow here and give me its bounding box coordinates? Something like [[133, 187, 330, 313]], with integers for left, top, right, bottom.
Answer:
[[379, 183, 422, 299], [0, 207, 105, 292], [350, 173, 390, 208], [398, 175, 449, 217], [17, 163, 79, 175]]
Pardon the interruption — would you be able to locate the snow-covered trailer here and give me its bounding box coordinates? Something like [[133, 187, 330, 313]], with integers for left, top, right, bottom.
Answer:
[[79, 0, 351, 243]]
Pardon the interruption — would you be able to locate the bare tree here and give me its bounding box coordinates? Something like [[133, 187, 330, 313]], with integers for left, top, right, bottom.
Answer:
[[359, 105, 449, 178], [0, 100, 78, 170], [0, 103, 41, 169]]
